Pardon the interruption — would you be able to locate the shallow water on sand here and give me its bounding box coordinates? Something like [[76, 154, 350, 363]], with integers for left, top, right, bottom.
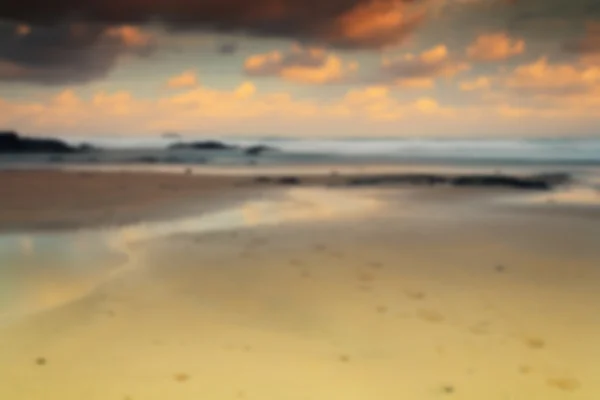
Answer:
[[1, 186, 599, 400], [0, 188, 381, 321]]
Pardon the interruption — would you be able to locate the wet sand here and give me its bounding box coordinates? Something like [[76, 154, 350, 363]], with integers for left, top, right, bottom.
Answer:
[[0, 171, 599, 400], [0, 169, 248, 231]]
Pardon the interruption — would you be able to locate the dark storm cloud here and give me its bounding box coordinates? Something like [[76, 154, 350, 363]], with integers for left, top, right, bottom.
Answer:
[[0, 0, 424, 49], [0, 0, 425, 84], [500, 0, 600, 38], [563, 22, 600, 54], [0, 0, 597, 85], [0, 22, 155, 84]]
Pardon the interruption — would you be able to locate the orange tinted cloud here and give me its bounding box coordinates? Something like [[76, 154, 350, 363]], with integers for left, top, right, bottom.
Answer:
[[331, 86, 455, 120], [166, 70, 200, 89], [244, 45, 358, 84], [0, 79, 461, 135], [15, 24, 31, 36], [380, 45, 469, 86], [327, 0, 425, 49], [460, 76, 491, 91], [467, 33, 525, 61], [105, 25, 154, 48], [505, 57, 600, 97]]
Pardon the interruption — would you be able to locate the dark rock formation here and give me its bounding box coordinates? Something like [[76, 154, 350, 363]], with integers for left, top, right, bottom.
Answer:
[[345, 173, 569, 191], [529, 173, 571, 186], [450, 175, 550, 190], [278, 176, 301, 185], [255, 176, 273, 184], [169, 141, 236, 151], [347, 174, 447, 186], [245, 145, 276, 156], [0, 131, 81, 154], [77, 143, 97, 152]]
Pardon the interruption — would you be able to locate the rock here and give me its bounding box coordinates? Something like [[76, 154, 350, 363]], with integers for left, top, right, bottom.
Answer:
[[169, 141, 235, 151], [278, 176, 301, 185], [531, 173, 571, 186], [77, 143, 97, 152], [245, 145, 276, 156], [347, 174, 447, 186], [0, 131, 80, 154], [136, 156, 159, 164], [451, 175, 550, 190], [255, 176, 273, 184], [344, 173, 568, 191]]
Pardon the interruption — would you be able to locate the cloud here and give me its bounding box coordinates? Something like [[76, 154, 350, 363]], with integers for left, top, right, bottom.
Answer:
[[504, 57, 600, 98], [564, 21, 600, 54], [0, 0, 424, 50], [244, 45, 358, 84], [465, 57, 600, 118], [331, 86, 454, 120], [15, 24, 31, 36], [105, 25, 155, 49], [3, 77, 598, 137], [0, 0, 427, 84], [0, 83, 313, 133], [322, 0, 425, 49], [466, 32, 525, 61], [501, 0, 600, 32], [0, 79, 460, 136], [0, 23, 156, 84], [378, 45, 469, 87], [217, 42, 238, 54], [166, 70, 200, 89], [460, 76, 490, 91]]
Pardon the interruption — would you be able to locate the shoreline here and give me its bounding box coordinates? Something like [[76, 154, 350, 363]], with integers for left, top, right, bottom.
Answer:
[[0, 168, 587, 233]]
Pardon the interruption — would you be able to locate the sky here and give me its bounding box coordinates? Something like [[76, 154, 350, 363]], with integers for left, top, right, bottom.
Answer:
[[0, 0, 599, 138]]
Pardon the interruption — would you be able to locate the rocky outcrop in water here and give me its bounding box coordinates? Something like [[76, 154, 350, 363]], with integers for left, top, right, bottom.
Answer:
[[347, 173, 569, 190], [254, 172, 569, 191], [169, 141, 236, 151], [245, 145, 276, 156], [278, 176, 301, 185], [0, 131, 91, 154]]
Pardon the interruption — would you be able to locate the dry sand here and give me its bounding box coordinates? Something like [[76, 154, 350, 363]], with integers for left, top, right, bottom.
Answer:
[[0, 170, 599, 400]]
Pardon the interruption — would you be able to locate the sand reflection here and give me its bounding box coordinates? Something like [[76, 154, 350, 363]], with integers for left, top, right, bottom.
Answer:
[[0, 188, 382, 321]]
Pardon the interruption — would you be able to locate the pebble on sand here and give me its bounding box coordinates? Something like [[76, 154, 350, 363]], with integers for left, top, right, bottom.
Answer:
[[174, 373, 190, 382], [417, 309, 445, 323], [547, 377, 580, 392], [405, 290, 426, 300], [442, 385, 455, 394], [524, 337, 546, 349]]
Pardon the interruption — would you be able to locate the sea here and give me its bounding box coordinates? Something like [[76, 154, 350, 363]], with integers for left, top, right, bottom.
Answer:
[[2, 136, 600, 166]]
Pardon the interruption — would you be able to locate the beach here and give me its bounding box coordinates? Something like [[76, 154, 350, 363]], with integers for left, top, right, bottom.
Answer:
[[1, 168, 600, 400]]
